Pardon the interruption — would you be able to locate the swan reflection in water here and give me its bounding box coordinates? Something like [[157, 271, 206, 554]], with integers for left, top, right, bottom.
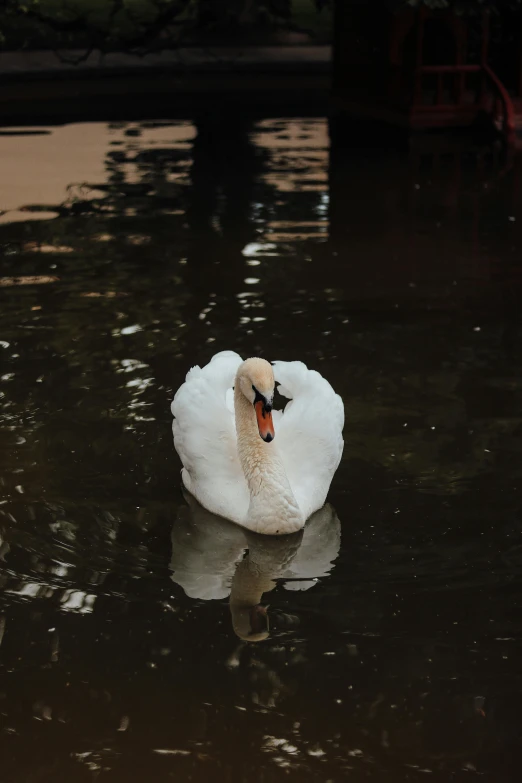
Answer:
[[170, 490, 341, 641]]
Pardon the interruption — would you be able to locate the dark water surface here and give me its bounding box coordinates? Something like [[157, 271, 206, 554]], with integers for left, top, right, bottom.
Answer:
[[1, 115, 522, 782]]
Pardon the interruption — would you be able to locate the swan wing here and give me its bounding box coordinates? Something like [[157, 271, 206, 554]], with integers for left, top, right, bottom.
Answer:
[[272, 360, 344, 520], [171, 351, 249, 524]]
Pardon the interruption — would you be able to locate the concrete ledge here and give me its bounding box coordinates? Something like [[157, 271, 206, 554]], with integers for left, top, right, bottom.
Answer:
[[0, 46, 332, 123], [0, 46, 331, 79]]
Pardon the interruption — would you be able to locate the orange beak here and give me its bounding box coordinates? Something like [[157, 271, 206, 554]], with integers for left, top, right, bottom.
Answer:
[[255, 400, 275, 442]]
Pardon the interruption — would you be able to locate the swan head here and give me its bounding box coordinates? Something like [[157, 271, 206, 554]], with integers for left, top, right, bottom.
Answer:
[[236, 357, 275, 443], [231, 603, 270, 642]]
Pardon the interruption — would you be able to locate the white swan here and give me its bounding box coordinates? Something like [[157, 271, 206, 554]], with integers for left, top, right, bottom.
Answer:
[[171, 351, 344, 535]]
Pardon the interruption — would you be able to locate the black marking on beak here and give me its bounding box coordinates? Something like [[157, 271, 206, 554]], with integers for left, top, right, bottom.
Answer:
[[252, 384, 272, 416]]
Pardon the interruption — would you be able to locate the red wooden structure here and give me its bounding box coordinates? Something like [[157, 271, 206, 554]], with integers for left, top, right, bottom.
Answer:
[[332, 3, 519, 147]]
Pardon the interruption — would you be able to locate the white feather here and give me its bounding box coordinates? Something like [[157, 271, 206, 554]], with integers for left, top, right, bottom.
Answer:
[[172, 351, 248, 524], [272, 360, 344, 521]]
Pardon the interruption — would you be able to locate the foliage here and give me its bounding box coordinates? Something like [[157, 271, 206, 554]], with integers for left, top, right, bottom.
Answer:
[[0, 0, 331, 52]]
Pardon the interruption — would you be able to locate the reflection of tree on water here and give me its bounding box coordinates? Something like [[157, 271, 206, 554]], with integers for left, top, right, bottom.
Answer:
[[1, 119, 522, 511], [327, 124, 512, 300], [182, 114, 265, 346], [3, 119, 522, 781], [0, 121, 198, 518], [323, 126, 522, 496]]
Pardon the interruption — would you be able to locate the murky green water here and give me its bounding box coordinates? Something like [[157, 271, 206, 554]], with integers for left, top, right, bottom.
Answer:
[[1, 116, 522, 782]]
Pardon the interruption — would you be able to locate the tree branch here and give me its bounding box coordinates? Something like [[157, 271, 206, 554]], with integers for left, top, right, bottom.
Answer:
[[5, 0, 194, 54]]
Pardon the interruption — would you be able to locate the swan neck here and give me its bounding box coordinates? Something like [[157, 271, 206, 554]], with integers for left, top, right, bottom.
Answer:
[[233, 383, 304, 535], [229, 555, 274, 641], [230, 556, 275, 609], [233, 385, 280, 489], [234, 385, 260, 452]]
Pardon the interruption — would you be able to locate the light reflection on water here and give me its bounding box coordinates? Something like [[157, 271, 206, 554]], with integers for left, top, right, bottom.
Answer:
[[1, 116, 522, 781]]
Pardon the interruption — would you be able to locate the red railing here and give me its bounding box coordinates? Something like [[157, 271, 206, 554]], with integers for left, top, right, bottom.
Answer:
[[482, 63, 516, 148], [413, 63, 516, 147], [416, 64, 482, 109]]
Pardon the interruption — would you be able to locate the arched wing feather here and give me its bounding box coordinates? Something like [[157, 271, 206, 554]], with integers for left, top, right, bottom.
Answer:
[[272, 360, 344, 520], [171, 351, 249, 524]]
